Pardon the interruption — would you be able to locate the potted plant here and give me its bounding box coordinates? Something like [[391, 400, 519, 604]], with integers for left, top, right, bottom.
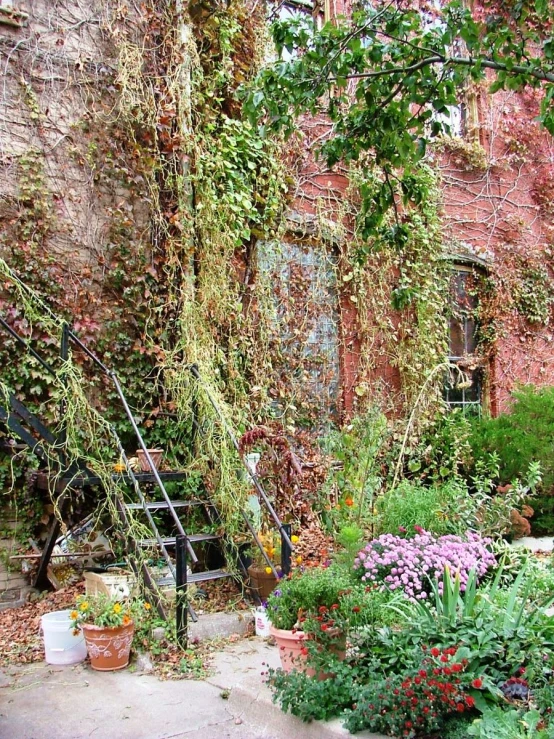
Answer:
[[247, 529, 283, 599], [266, 566, 352, 676], [70, 593, 149, 671]]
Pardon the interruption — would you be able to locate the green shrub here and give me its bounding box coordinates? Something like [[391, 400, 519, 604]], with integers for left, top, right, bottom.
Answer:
[[469, 386, 554, 534], [266, 566, 353, 630], [375, 477, 474, 537], [466, 706, 552, 738]]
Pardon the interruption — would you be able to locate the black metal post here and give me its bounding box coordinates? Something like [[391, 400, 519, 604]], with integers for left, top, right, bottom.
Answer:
[[176, 535, 188, 649], [281, 523, 292, 577]]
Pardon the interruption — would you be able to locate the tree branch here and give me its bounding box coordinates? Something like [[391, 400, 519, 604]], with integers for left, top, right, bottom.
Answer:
[[323, 54, 554, 84]]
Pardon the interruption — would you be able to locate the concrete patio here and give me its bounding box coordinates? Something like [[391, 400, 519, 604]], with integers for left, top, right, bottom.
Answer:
[[0, 637, 385, 739]]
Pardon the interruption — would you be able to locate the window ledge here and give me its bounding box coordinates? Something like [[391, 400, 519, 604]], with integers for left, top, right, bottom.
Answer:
[[0, 6, 29, 28]]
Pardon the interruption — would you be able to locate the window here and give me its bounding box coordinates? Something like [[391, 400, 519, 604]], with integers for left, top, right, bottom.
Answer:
[[258, 240, 340, 426], [444, 265, 483, 413], [434, 102, 467, 138]]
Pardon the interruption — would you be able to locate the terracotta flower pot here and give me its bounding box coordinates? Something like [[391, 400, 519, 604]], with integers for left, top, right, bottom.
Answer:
[[269, 624, 346, 679], [248, 565, 278, 600], [82, 622, 134, 671], [136, 449, 164, 472]]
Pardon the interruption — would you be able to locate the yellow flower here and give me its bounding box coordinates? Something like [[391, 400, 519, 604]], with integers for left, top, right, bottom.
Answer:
[[295, 556, 302, 565], [79, 601, 89, 612], [144, 602, 151, 610], [70, 610, 78, 620], [291, 535, 299, 544], [113, 602, 122, 614], [265, 567, 273, 574], [122, 614, 131, 626]]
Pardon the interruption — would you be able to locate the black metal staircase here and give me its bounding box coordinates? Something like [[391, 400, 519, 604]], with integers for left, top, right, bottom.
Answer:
[[0, 266, 293, 643]]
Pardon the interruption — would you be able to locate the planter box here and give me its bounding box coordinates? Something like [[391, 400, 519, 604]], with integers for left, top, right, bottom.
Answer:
[[84, 570, 135, 599]]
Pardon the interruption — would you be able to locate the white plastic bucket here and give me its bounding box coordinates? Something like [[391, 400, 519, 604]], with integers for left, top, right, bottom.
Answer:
[[41, 609, 87, 665], [254, 606, 271, 638]]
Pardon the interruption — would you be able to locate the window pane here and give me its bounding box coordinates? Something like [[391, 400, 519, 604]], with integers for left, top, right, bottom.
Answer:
[[258, 240, 340, 425]]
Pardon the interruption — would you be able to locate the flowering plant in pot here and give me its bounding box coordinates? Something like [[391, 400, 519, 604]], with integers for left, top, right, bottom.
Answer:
[[70, 594, 151, 671], [247, 529, 295, 599], [266, 566, 355, 676]]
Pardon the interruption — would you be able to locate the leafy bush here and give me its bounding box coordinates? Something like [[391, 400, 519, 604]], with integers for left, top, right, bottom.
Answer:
[[344, 646, 480, 737], [268, 659, 357, 722], [396, 565, 554, 688], [266, 564, 401, 632], [268, 563, 554, 736], [469, 385, 554, 534], [354, 530, 496, 600], [375, 478, 474, 537], [406, 408, 474, 482], [466, 706, 552, 738]]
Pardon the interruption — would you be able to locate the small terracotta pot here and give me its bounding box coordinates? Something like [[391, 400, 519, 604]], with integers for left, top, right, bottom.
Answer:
[[269, 624, 345, 679], [247, 565, 278, 600], [82, 622, 134, 671], [136, 449, 164, 472]]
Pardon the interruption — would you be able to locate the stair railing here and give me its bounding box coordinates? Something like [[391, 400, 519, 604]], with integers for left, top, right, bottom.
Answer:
[[188, 364, 294, 574]]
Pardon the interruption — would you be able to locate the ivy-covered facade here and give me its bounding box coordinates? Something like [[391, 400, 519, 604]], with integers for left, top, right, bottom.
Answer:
[[0, 0, 553, 453]]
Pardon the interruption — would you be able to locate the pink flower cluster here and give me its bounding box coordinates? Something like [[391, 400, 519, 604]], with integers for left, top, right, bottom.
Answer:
[[354, 529, 496, 601]]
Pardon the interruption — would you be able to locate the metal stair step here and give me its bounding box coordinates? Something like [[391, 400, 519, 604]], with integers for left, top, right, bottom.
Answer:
[[138, 533, 221, 546], [155, 569, 232, 588], [125, 500, 210, 510]]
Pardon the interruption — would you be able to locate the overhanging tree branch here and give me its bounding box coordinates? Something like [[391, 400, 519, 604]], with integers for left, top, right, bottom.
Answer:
[[323, 55, 554, 84]]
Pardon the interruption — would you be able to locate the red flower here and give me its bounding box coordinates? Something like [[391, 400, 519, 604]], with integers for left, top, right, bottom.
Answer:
[[440, 654, 449, 663], [465, 695, 475, 708], [419, 669, 427, 677], [300, 647, 308, 656], [451, 663, 463, 673], [320, 623, 328, 631], [405, 721, 413, 729], [352, 606, 361, 613], [472, 678, 483, 689], [319, 606, 328, 614], [430, 647, 440, 657], [457, 702, 465, 712]]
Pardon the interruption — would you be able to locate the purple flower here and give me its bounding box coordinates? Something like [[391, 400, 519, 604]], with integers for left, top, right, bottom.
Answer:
[[353, 528, 496, 601]]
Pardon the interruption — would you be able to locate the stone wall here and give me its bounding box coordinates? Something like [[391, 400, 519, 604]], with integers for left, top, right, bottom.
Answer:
[[0, 509, 31, 610]]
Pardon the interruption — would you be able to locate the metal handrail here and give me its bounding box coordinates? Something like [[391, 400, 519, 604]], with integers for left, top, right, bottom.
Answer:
[[188, 364, 294, 555]]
